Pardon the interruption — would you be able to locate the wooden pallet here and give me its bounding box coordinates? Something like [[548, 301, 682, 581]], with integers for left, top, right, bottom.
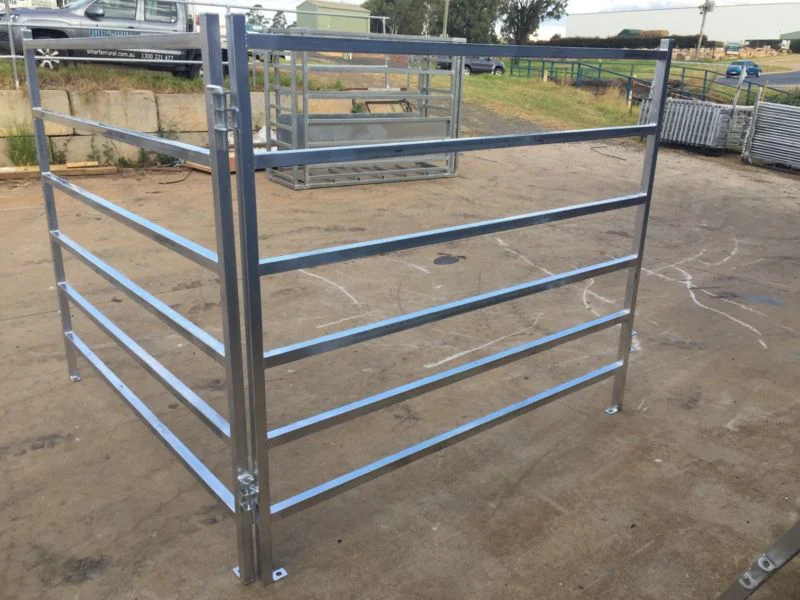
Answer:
[[0, 162, 118, 180]]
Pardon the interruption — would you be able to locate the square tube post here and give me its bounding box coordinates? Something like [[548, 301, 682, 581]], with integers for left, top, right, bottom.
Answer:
[[608, 39, 673, 414], [22, 29, 81, 382], [199, 14, 258, 583], [226, 13, 284, 585]]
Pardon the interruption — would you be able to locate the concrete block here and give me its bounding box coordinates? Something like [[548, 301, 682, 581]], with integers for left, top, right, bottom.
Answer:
[[155, 94, 207, 133], [0, 139, 12, 167], [70, 90, 158, 133], [175, 131, 209, 148], [0, 90, 72, 136], [51, 134, 144, 165], [251, 92, 267, 130]]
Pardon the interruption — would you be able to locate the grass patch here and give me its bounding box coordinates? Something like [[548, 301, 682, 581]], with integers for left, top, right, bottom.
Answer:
[[0, 60, 347, 93], [5, 123, 38, 166], [462, 74, 638, 130]]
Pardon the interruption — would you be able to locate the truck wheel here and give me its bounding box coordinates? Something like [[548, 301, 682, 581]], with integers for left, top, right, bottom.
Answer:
[[493, 66, 504, 76], [464, 65, 471, 77], [33, 33, 64, 70]]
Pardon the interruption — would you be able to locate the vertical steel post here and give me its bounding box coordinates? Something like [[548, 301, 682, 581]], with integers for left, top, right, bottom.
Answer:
[[527, 60, 531, 78], [446, 51, 456, 173], [608, 39, 673, 415], [226, 13, 286, 585], [702, 69, 709, 101], [199, 14, 257, 583], [301, 51, 309, 185], [289, 50, 298, 186], [22, 28, 80, 382], [451, 55, 463, 173], [5, 0, 19, 89]]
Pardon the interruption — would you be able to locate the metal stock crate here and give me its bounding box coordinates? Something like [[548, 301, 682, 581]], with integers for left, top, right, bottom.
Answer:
[[23, 17, 672, 585], [263, 30, 464, 189]]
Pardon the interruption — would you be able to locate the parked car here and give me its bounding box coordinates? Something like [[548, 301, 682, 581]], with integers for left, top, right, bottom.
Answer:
[[437, 56, 504, 76], [0, 0, 206, 77], [725, 60, 762, 78]]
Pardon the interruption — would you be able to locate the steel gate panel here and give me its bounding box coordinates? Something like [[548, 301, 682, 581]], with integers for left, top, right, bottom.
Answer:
[[24, 17, 673, 585]]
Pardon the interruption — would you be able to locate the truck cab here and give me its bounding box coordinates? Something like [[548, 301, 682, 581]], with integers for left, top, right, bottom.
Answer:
[[0, 0, 202, 76]]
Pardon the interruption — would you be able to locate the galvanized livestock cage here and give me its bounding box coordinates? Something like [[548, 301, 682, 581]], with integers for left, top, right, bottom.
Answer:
[[24, 17, 672, 585], [263, 30, 465, 189]]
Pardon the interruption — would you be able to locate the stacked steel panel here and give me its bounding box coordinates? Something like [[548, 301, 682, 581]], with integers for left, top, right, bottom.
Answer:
[[640, 98, 731, 149], [745, 102, 800, 170]]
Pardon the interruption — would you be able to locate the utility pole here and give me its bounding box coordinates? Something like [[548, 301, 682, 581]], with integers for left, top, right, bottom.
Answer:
[[695, 0, 715, 60], [442, 0, 450, 37]]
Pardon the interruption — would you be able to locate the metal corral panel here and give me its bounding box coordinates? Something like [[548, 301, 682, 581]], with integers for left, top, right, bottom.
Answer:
[[278, 112, 450, 147], [640, 98, 731, 149], [728, 106, 754, 152], [746, 102, 800, 170]]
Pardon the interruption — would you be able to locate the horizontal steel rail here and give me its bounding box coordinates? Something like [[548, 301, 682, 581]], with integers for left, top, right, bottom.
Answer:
[[253, 125, 656, 169], [51, 231, 226, 362], [260, 193, 646, 275], [23, 32, 202, 51], [269, 360, 622, 519], [45, 173, 218, 271], [306, 91, 451, 100], [264, 255, 637, 367], [246, 33, 667, 60], [267, 309, 629, 447], [61, 283, 231, 440], [32, 109, 210, 165], [66, 331, 235, 512], [306, 116, 452, 125]]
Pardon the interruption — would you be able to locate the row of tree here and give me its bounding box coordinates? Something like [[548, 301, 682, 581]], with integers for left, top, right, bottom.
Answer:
[[361, 0, 565, 45], [246, 6, 289, 29]]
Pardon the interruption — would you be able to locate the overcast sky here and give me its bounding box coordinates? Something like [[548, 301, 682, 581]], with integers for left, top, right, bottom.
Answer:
[[537, 0, 800, 39], [201, 0, 799, 37]]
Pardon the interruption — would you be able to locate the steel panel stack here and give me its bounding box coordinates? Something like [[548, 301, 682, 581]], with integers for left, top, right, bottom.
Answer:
[[746, 102, 800, 170], [640, 98, 731, 149]]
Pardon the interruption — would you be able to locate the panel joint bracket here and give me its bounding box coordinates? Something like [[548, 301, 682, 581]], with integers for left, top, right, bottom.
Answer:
[[237, 471, 259, 515]]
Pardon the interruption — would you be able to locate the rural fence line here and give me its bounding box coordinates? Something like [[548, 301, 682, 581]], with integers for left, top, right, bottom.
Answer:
[[509, 58, 789, 106]]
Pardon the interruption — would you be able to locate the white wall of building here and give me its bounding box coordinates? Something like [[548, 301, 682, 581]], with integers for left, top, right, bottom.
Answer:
[[566, 2, 800, 42]]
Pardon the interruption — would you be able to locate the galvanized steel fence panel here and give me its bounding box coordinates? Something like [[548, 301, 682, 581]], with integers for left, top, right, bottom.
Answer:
[[640, 97, 733, 149], [24, 17, 674, 586], [745, 102, 800, 170]]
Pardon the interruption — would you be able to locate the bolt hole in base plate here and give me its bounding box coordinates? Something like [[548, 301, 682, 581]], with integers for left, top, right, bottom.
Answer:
[[232, 566, 288, 583], [604, 406, 620, 415]]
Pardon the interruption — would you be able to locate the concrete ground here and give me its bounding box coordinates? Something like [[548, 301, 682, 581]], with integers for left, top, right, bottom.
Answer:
[[0, 140, 798, 600]]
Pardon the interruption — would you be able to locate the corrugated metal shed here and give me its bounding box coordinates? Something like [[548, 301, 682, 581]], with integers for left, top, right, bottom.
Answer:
[[296, 0, 371, 34]]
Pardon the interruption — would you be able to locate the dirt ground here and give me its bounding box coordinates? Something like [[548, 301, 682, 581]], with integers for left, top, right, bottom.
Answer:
[[1, 138, 798, 600]]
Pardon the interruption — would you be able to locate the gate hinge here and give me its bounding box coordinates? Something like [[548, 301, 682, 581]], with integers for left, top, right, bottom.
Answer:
[[208, 85, 240, 132], [237, 472, 258, 513]]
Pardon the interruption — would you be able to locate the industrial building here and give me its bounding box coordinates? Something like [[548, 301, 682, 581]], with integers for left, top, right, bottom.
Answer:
[[295, 0, 371, 33], [566, 2, 800, 43]]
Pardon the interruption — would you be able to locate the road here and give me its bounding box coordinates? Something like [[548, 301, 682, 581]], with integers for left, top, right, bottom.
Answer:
[[717, 70, 800, 88]]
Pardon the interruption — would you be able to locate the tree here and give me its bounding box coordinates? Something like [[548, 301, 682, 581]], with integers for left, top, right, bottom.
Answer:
[[426, 0, 503, 43], [501, 0, 566, 46], [271, 10, 287, 28], [246, 4, 268, 28], [362, 0, 427, 35]]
